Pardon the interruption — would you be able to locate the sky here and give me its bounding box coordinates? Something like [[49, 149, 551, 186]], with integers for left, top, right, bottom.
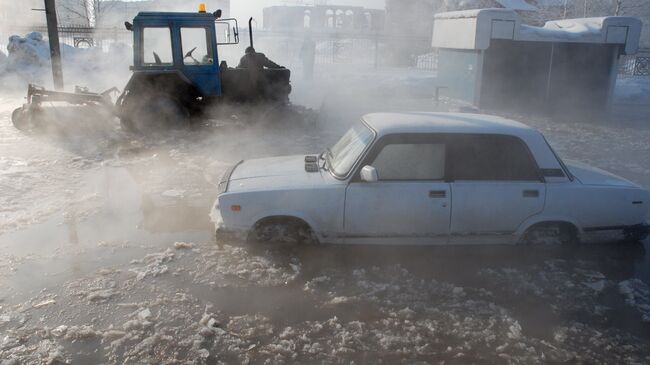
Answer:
[[229, 0, 386, 24]]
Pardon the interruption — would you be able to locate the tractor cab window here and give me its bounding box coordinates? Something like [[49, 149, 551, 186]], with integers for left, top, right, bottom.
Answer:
[[143, 27, 173, 66], [181, 27, 213, 65]]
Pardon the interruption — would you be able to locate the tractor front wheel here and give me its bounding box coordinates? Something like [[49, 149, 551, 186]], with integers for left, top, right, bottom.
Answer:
[[11, 107, 36, 131]]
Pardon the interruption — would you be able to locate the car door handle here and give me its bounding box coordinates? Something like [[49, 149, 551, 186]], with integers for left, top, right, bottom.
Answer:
[[523, 190, 540, 198], [429, 190, 447, 198]]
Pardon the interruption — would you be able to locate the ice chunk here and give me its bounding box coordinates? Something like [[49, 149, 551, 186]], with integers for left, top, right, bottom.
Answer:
[[174, 242, 194, 250], [618, 279, 650, 322], [129, 249, 175, 281], [86, 289, 117, 302], [162, 189, 185, 198], [32, 299, 56, 308], [584, 280, 607, 292], [138, 308, 152, 321], [50, 325, 68, 338]]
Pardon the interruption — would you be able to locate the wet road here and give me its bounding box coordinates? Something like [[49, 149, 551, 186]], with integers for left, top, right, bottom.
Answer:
[[1, 93, 650, 364]]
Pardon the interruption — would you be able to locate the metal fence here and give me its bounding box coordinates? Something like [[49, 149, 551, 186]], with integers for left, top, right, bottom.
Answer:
[[0, 25, 131, 53]]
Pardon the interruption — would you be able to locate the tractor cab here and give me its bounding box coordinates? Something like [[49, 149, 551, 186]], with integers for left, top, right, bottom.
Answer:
[[11, 5, 293, 133], [126, 6, 290, 104], [130, 10, 237, 97]]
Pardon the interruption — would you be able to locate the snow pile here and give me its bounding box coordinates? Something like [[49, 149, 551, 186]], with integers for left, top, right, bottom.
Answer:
[[0, 32, 131, 89], [520, 23, 601, 41], [4, 33, 51, 81]]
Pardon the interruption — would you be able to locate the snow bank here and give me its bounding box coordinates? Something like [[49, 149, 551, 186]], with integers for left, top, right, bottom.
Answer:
[[0, 32, 131, 90]]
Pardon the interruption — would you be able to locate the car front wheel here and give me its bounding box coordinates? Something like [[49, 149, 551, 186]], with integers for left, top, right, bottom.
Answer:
[[248, 219, 317, 245]]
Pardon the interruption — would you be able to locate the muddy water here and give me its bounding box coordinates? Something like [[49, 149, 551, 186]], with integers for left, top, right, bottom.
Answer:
[[1, 96, 650, 364]]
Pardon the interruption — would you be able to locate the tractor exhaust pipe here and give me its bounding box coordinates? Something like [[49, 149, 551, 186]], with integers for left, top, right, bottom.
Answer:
[[249, 17, 254, 49]]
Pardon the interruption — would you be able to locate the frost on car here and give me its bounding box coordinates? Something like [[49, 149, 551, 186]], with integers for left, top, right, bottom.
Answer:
[[211, 113, 650, 245]]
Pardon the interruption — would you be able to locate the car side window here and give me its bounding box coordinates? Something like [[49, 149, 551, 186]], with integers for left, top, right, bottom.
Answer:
[[372, 143, 446, 181], [447, 135, 540, 181]]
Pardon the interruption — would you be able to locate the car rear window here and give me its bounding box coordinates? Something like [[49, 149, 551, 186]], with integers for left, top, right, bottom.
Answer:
[[447, 134, 540, 181]]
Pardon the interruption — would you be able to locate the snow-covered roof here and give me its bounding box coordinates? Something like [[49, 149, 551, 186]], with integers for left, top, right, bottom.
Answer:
[[494, 0, 538, 11], [433, 9, 642, 55], [362, 112, 537, 139]]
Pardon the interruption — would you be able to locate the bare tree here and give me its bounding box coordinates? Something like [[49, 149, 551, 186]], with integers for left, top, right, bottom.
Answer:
[[58, 0, 117, 27]]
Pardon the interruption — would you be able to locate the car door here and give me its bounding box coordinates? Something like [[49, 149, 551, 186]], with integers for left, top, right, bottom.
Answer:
[[343, 134, 451, 245], [446, 134, 546, 244]]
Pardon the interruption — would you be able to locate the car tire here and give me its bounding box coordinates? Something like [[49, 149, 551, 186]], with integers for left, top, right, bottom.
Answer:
[[249, 219, 317, 245], [521, 223, 578, 245], [622, 225, 650, 243]]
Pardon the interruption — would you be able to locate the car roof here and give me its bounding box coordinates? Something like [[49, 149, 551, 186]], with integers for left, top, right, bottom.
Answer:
[[362, 112, 538, 139]]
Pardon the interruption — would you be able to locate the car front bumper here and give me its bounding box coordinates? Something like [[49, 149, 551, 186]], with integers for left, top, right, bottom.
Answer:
[[210, 203, 248, 243]]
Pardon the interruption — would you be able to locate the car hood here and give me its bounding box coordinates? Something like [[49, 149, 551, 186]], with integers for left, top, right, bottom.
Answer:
[[565, 160, 640, 188], [227, 155, 332, 192]]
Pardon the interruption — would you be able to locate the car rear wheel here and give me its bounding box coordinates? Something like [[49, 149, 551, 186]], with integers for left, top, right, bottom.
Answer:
[[521, 222, 578, 245], [623, 225, 650, 243]]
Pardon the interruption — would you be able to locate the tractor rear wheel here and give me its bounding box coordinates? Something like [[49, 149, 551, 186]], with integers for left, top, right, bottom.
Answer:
[[120, 93, 190, 133]]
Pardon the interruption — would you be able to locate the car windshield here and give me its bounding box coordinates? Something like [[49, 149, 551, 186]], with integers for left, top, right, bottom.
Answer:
[[327, 121, 374, 177]]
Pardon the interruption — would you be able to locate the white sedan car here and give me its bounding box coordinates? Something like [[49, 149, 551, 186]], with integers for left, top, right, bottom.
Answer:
[[211, 113, 650, 245]]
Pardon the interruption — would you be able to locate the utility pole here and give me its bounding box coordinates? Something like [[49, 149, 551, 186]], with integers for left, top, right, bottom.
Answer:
[[44, 0, 64, 90]]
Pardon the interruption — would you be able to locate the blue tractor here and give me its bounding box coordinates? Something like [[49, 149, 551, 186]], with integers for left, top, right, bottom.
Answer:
[[12, 6, 293, 132]]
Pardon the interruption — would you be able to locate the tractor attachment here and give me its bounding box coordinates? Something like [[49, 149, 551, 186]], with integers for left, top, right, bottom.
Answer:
[[11, 84, 118, 131]]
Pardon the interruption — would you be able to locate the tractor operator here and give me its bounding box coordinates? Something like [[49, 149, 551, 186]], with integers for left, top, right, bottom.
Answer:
[[238, 47, 284, 69]]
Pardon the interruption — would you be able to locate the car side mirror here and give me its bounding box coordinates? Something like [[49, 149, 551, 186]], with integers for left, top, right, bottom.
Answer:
[[360, 166, 378, 183], [214, 9, 223, 19], [124, 21, 133, 31]]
